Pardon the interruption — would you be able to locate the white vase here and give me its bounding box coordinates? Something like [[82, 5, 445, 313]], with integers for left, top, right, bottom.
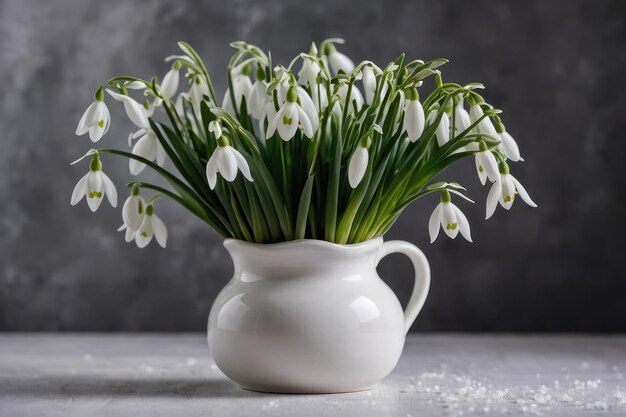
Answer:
[[207, 237, 430, 393]]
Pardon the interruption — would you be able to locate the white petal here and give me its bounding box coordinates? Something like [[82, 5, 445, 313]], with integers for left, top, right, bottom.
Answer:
[[87, 102, 109, 142], [277, 103, 298, 141], [151, 214, 168, 248], [86, 171, 104, 212], [441, 202, 459, 239], [361, 66, 376, 104], [296, 86, 319, 133], [428, 204, 442, 243], [129, 132, 157, 175], [206, 151, 219, 189], [208, 121, 222, 138], [155, 142, 166, 167], [436, 114, 450, 147], [483, 151, 499, 182], [329, 51, 355, 75], [448, 189, 475, 204], [404, 100, 425, 142], [265, 106, 280, 139], [475, 154, 488, 185], [486, 180, 501, 219], [122, 195, 144, 232], [76, 102, 97, 136], [135, 217, 153, 248], [100, 171, 117, 208], [160, 68, 179, 99], [348, 146, 368, 188], [454, 205, 472, 242], [232, 149, 253, 182], [500, 131, 521, 162], [500, 174, 516, 210], [70, 172, 89, 205], [106, 89, 149, 129], [217, 147, 238, 182], [454, 107, 471, 135], [296, 106, 314, 138], [511, 175, 537, 208], [125, 227, 135, 243]]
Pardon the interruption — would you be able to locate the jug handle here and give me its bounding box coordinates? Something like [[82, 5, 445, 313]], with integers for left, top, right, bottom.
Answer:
[[376, 240, 431, 334]]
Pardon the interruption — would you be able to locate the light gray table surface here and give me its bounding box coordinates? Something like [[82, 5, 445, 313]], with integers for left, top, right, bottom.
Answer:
[[0, 334, 625, 417]]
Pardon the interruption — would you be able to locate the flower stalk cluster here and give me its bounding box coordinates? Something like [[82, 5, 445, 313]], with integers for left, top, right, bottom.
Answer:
[[71, 39, 536, 247]]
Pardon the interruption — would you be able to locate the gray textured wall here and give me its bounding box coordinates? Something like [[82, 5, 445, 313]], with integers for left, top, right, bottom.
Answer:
[[1, 0, 625, 332]]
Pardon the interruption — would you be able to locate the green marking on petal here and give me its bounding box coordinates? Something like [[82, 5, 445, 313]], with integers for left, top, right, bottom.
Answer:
[[140, 231, 150, 238], [504, 195, 515, 203], [446, 223, 458, 230], [282, 115, 293, 125], [97, 120, 105, 128], [88, 191, 103, 199], [478, 165, 484, 173]]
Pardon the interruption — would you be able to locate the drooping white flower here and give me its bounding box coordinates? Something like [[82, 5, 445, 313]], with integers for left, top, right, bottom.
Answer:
[[495, 123, 523, 162], [107, 89, 165, 175], [70, 154, 117, 212], [133, 204, 168, 248], [428, 189, 472, 243], [75, 88, 110, 142], [249, 73, 269, 120], [209, 120, 223, 139], [475, 141, 499, 185], [361, 64, 388, 105], [160, 64, 180, 99], [129, 129, 166, 175], [348, 145, 369, 188], [402, 88, 425, 142], [325, 43, 354, 75], [222, 62, 253, 115], [116, 184, 146, 242], [189, 75, 210, 116], [296, 86, 319, 133], [453, 95, 472, 135], [335, 83, 364, 116], [266, 87, 314, 141], [486, 163, 537, 219], [298, 57, 321, 90], [429, 106, 451, 147], [206, 138, 253, 189], [106, 89, 149, 129], [469, 101, 499, 139]]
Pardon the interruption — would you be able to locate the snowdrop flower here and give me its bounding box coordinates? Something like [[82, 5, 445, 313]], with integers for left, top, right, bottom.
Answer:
[[117, 184, 146, 242], [486, 162, 537, 219], [348, 142, 370, 188], [334, 83, 364, 116], [208, 120, 223, 139], [222, 62, 253, 115], [429, 189, 472, 243], [189, 75, 210, 116], [71, 153, 117, 212], [469, 100, 498, 138], [298, 57, 321, 90], [206, 134, 253, 189], [361, 64, 388, 105], [160, 62, 181, 99], [107, 89, 165, 175], [266, 87, 314, 141], [453, 94, 472, 135], [495, 122, 522, 162], [298, 57, 328, 111], [75, 87, 110, 142], [325, 42, 355, 75], [402, 88, 425, 142], [248, 67, 269, 120], [106, 89, 149, 129], [475, 141, 499, 185], [133, 204, 168, 248], [429, 104, 451, 147]]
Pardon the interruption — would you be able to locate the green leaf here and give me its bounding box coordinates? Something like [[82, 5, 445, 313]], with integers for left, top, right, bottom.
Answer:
[[295, 175, 315, 240]]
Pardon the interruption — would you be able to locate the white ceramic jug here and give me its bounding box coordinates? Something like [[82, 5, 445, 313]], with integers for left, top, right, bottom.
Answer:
[[207, 237, 430, 393]]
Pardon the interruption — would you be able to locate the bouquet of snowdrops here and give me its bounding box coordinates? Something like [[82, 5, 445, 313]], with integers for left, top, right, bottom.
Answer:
[[71, 39, 536, 248]]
